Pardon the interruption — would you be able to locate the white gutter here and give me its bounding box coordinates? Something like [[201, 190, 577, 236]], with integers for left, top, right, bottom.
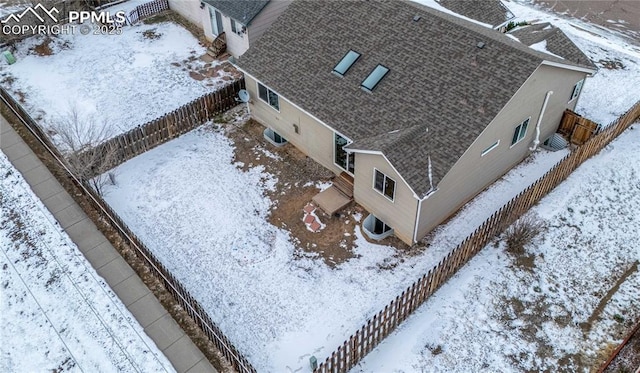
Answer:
[[412, 196, 423, 243], [530, 90, 553, 151]]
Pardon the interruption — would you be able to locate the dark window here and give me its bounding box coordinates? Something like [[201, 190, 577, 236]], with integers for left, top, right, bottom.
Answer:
[[374, 169, 395, 201], [570, 79, 584, 101], [373, 217, 392, 235], [512, 118, 529, 145], [257, 82, 279, 111]]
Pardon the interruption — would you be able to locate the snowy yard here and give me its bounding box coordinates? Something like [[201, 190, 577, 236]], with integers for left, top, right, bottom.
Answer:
[[355, 122, 640, 373], [0, 11, 238, 145], [0, 152, 174, 372], [95, 1, 640, 372]]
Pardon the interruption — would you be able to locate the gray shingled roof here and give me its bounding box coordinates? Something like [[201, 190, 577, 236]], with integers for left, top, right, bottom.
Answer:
[[237, 0, 588, 197], [510, 23, 597, 69], [437, 0, 514, 27], [204, 0, 269, 25]]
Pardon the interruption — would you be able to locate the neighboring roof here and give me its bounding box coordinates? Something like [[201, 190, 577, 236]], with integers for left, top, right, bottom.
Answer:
[[237, 0, 588, 197], [437, 0, 514, 27], [510, 23, 597, 69], [204, 0, 269, 25]]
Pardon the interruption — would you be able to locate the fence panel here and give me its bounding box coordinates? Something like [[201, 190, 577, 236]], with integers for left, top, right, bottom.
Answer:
[[314, 99, 640, 373]]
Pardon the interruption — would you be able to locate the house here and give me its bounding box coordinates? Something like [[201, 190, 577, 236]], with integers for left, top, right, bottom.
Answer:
[[168, 0, 291, 57], [434, 0, 514, 28], [234, 0, 597, 245]]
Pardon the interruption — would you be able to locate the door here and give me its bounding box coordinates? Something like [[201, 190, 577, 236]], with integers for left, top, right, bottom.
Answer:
[[209, 7, 223, 36]]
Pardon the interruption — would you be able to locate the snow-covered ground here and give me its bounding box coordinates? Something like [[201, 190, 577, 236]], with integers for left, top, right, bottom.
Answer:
[[356, 122, 640, 372], [0, 0, 28, 18], [352, 1, 640, 372], [0, 15, 235, 145], [96, 1, 640, 372], [0, 152, 174, 372]]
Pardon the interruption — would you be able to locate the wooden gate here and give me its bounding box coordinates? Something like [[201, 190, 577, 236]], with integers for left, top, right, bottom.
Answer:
[[558, 109, 600, 145]]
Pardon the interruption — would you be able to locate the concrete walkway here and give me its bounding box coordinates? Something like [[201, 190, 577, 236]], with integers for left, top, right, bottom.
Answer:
[[0, 116, 217, 373]]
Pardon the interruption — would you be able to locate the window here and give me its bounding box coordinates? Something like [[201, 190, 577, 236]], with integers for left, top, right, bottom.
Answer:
[[569, 79, 584, 102], [258, 82, 279, 111], [333, 50, 360, 76], [481, 140, 500, 156], [372, 216, 392, 235], [374, 169, 395, 201], [361, 64, 389, 92], [511, 118, 530, 145], [334, 133, 355, 173], [231, 19, 244, 36]]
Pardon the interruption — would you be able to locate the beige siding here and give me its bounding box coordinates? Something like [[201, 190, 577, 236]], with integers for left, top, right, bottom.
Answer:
[[244, 75, 342, 174], [201, 5, 250, 56], [248, 0, 292, 45], [353, 153, 418, 245], [168, 0, 203, 28], [415, 64, 589, 240]]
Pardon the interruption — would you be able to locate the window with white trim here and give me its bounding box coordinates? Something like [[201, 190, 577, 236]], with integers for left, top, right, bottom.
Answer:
[[511, 118, 530, 145], [374, 169, 395, 201], [569, 79, 584, 102], [258, 82, 279, 111], [481, 140, 500, 156], [231, 19, 244, 36]]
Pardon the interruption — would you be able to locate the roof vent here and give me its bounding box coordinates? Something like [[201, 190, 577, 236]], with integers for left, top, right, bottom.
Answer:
[[477, 41, 486, 49], [413, 15, 421, 22]]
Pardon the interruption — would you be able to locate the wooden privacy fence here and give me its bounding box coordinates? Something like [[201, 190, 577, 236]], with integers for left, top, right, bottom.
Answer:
[[314, 100, 640, 373], [558, 109, 600, 145], [127, 0, 169, 25], [0, 86, 257, 373], [88, 79, 245, 173]]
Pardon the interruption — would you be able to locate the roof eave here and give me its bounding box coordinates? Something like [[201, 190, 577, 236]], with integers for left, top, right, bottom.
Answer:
[[541, 60, 597, 75]]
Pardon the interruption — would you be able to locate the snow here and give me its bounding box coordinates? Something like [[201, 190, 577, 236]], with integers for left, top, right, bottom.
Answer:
[[529, 39, 565, 59], [0, 0, 28, 18], [503, 1, 640, 126], [0, 152, 174, 373], [0, 19, 235, 145], [355, 123, 640, 373], [410, 0, 493, 28]]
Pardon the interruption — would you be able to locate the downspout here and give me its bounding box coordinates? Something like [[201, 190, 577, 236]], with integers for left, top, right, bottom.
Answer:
[[530, 90, 553, 151], [413, 196, 423, 243]]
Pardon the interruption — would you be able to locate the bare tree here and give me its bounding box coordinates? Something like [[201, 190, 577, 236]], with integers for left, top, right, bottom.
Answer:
[[50, 107, 118, 195]]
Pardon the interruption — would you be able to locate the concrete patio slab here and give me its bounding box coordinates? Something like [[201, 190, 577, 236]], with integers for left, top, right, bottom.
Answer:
[[312, 185, 352, 215], [21, 164, 55, 187], [65, 218, 107, 252], [0, 128, 22, 148], [7, 152, 41, 173], [186, 358, 218, 373], [42, 190, 76, 214], [30, 177, 65, 200], [164, 336, 209, 373], [146, 313, 186, 351], [96, 256, 135, 288], [53, 204, 88, 229], [129, 293, 169, 328], [2, 140, 32, 160], [83, 241, 120, 269], [112, 275, 151, 307]]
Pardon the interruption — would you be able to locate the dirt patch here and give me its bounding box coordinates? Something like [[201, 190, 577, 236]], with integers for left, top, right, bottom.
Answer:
[[585, 261, 638, 332], [141, 28, 162, 40], [217, 112, 412, 266], [32, 37, 53, 56]]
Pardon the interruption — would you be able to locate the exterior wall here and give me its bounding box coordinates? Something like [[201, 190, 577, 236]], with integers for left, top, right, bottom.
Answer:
[[414, 64, 589, 240], [201, 5, 250, 56], [244, 75, 342, 174], [247, 0, 292, 45], [168, 0, 203, 28], [353, 153, 418, 245]]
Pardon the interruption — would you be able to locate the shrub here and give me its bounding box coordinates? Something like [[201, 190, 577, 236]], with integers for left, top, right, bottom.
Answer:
[[505, 214, 546, 255]]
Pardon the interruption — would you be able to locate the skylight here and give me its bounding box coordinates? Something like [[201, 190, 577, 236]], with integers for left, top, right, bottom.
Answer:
[[361, 65, 389, 92], [333, 50, 360, 76]]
